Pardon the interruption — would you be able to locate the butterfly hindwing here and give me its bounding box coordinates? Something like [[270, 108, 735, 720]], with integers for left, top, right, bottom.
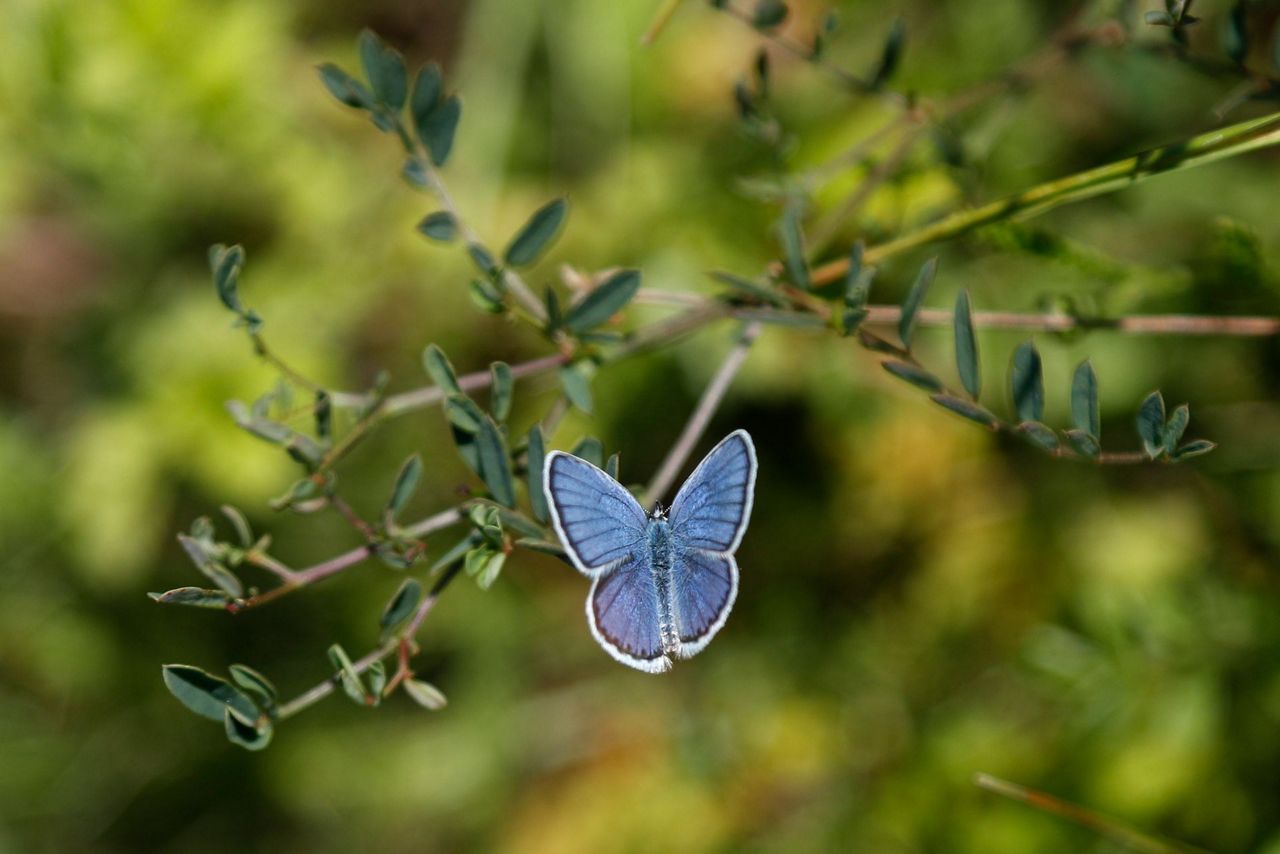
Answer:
[[668, 429, 757, 554], [587, 551, 672, 673], [670, 548, 738, 659], [544, 450, 648, 576]]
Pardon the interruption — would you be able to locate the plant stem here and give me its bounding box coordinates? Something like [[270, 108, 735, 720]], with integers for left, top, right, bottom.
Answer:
[[644, 321, 762, 505], [973, 773, 1208, 854], [381, 352, 568, 416], [811, 110, 1280, 284], [275, 561, 465, 720], [237, 507, 463, 610]]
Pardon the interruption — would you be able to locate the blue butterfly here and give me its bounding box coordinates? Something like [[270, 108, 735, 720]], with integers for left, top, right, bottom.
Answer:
[[544, 430, 757, 673]]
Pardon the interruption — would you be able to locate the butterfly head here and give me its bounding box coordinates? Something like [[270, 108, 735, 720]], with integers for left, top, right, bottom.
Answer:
[[649, 503, 668, 521]]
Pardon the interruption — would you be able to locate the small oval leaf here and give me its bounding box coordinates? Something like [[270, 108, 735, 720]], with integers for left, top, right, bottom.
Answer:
[[1010, 341, 1044, 423], [504, 198, 568, 267], [953, 289, 981, 399], [565, 270, 641, 333]]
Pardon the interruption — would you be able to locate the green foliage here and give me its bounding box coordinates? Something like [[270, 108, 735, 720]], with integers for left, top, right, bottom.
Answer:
[[882, 360, 943, 392], [504, 198, 568, 267], [953, 289, 981, 399], [778, 202, 809, 290], [564, 270, 640, 333], [418, 211, 458, 242], [869, 18, 906, 90], [1010, 341, 1044, 423], [1071, 360, 1100, 440], [751, 0, 788, 30], [899, 257, 938, 349], [526, 425, 550, 523]]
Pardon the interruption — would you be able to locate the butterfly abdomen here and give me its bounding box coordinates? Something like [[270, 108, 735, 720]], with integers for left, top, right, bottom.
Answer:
[[647, 520, 681, 656]]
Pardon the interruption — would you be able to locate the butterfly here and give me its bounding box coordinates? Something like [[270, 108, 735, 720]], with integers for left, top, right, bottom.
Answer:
[[543, 430, 757, 673]]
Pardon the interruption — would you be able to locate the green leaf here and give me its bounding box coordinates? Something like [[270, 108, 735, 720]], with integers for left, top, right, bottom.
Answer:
[[1065, 428, 1100, 459], [467, 243, 498, 278], [444, 393, 485, 434], [366, 660, 387, 700], [930, 394, 998, 428], [387, 455, 423, 520], [544, 287, 563, 333], [476, 550, 506, 590], [410, 62, 443, 130], [1136, 391, 1167, 458], [327, 644, 369, 705], [148, 587, 237, 609], [843, 241, 871, 315], [229, 664, 277, 708], [380, 578, 423, 636], [1225, 2, 1248, 64], [489, 362, 513, 423], [1145, 10, 1175, 26], [358, 30, 407, 110], [751, 0, 788, 29], [572, 437, 605, 469], [422, 344, 463, 395], [430, 531, 482, 574], [1010, 341, 1044, 423], [1174, 439, 1217, 460], [422, 94, 462, 167], [209, 243, 245, 313], [565, 269, 641, 333], [527, 425, 550, 523], [606, 452, 620, 480], [177, 534, 244, 598], [953, 289, 981, 399], [1162, 403, 1189, 453], [881, 360, 942, 392], [161, 664, 258, 723], [559, 364, 594, 412], [1019, 421, 1059, 451], [870, 18, 906, 90], [899, 256, 937, 349], [403, 678, 448, 710], [220, 504, 253, 548], [476, 414, 517, 507], [317, 63, 371, 109], [504, 198, 568, 267], [514, 537, 568, 560], [417, 211, 458, 242], [469, 280, 506, 314], [1071, 360, 1100, 439], [778, 202, 809, 289], [224, 708, 273, 751], [314, 390, 331, 441]]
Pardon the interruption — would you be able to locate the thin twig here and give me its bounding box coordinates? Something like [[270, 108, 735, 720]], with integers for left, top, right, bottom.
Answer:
[[973, 773, 1209, 854], [644, 321, 762, 505], [382, 352, 569, 416], [236, 507, 463, 610], [275, 561, 465, 720], [810, 110, 1280, 285]]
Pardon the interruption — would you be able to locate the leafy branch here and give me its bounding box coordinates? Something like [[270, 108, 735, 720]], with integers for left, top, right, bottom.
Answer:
[[157, 21, 1276, 751]]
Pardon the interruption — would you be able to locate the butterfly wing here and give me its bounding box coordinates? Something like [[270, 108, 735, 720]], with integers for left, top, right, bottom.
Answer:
[[670, 548, 739, 660], [587, 549, 672, 673], [668, 429, 757, 554], [666, 430, 756, 659], [544, 450, 648, 577]]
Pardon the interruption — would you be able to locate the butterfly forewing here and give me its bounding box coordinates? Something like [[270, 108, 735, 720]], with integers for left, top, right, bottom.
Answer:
[[545, 451, 648, 575], [668, 430, 757, 554], [587, 552, 672, 673]]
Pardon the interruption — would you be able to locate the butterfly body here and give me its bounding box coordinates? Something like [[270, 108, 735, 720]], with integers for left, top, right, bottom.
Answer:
[[544, 430, 757, 673]]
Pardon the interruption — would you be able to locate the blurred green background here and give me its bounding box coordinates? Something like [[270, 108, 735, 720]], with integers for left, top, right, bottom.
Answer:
[[3, 0, 1280, 851]]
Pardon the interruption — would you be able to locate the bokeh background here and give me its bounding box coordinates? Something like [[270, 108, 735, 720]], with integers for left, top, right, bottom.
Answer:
[[3, 0, 1280, 851]]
